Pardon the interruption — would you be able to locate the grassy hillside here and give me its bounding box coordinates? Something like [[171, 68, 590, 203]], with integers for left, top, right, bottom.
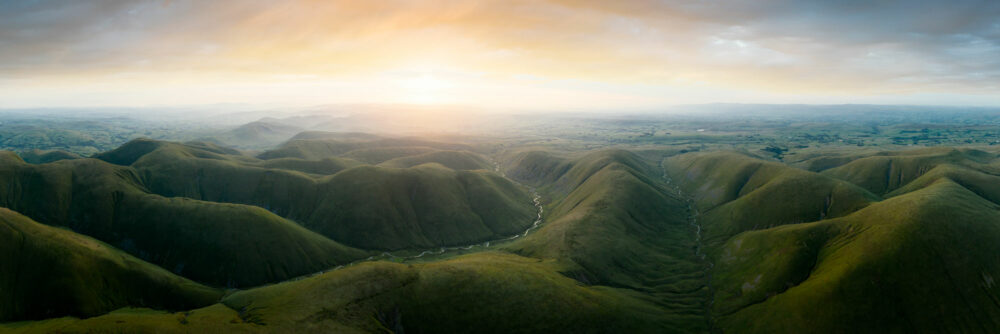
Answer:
[[820, 147, 999, 195], [711, 179, 1000, 333], [506, 149, 711, 332], [5, 253, 673, 333], [109, 139, 536, 251], [220, 252, 672, 333], [665, 151, 879, 246], [378, 150, 491, 170], [257, 135, 474, 160], [0, 208, 221, 321], [499, 150, 573, 187], [662, 148, 1000, 332], [10, 140, 1000, 333], [1, 305, 259, 333], [0, 153, 367, 287], [340, 146, 442, 164], [18, 149, 81, 164], [258, 157, 363, 175], [308, 164, 535, 249], [206, 120, 303, 149]]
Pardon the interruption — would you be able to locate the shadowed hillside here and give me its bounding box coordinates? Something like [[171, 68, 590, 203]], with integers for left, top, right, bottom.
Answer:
[[711, 179, 1000, 333], [4, 253, 673, 333], [665, 151, 879, 246], [505, 149, 712, 332], [498, 150, 573, 187], [0, 152, 367, 287], [99, 138, 536, 250], [0, 208, 221, 321]]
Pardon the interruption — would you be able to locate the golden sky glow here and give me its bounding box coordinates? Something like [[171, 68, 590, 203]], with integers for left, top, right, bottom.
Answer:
[[1, 1, 998, 110]]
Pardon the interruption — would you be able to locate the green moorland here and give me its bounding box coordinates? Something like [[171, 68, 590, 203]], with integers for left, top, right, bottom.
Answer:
[[0, 208, 220, 321], [0, 150, 367, 288], [16, 149, 81, 164], [4, 145, 710, 333], [5, 130, 1000, 333], [665, 147, 1000, 333], [503, 149, 713, 332], [664, 151, 880, 247], [95, 138, 536, 250]]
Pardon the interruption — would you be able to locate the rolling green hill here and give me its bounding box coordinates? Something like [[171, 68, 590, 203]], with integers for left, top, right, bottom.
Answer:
[[711, 179, 1000, 333], [0, 152, 367, 287], [257, 157, 363, 175], [665, 151, 879, 246], [0, 208, 221, 321], [102, 138, 536, 250], [7, 137, 1000, 333], [257, 134, 473, 161], [17, 149, 82, 164], [378, 150, 491, 170], [499, 150, 573, 187], [662, 148, 1000, 333], [820, 147, 1000, 195], [505, 149, 712, 332], [205, 120, 303, 149], [4, 253, 673, 333], [220, 252, 673, 333]]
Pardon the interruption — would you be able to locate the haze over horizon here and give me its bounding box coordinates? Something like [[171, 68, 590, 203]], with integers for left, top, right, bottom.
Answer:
[[2, 0, 999, 110]]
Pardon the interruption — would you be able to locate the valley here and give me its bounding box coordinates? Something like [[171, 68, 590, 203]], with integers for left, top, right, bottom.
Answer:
[[2, 108, 1000, 333]]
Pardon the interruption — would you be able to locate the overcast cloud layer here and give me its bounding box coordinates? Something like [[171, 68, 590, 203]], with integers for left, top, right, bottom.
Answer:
[[1, 0, 998, 109]]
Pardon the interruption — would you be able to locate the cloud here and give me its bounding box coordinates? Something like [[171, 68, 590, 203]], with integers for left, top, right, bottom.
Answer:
[[0, 0, 998, 108]]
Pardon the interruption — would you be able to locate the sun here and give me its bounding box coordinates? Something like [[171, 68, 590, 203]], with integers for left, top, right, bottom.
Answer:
[[397, 73, 451, 104]]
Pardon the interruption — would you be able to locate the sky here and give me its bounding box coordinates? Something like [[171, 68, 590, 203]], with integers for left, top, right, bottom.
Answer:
[[1, 0, 999, 111]]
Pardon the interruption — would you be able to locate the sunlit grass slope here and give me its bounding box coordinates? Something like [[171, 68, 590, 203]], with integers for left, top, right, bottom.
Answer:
[[820, 147, 1000, 195], [665, 148, 1000, 333], [712, 179, 1000, 333], [378, 150, 491, 170], [665, 151, 879, 246], [505, 149, 711, 332], [0, 208, 221, 321]]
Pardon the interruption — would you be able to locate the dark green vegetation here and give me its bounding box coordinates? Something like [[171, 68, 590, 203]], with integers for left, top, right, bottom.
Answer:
[[4, 144, 704, 333], [95, 138, 535, 250], [0, 208, 220, 321], [665, 147, 1000, 333], [503, 149, 711, 331], [0, 149, 366, 288], [5, 107, 1000, 333], [17, 149, 81, 164]]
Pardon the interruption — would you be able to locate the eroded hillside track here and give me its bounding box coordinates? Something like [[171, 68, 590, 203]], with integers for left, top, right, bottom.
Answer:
[[660, 157, 716, 330]]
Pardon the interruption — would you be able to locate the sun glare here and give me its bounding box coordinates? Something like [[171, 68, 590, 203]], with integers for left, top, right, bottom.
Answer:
[[397, 73, 452, 104]]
